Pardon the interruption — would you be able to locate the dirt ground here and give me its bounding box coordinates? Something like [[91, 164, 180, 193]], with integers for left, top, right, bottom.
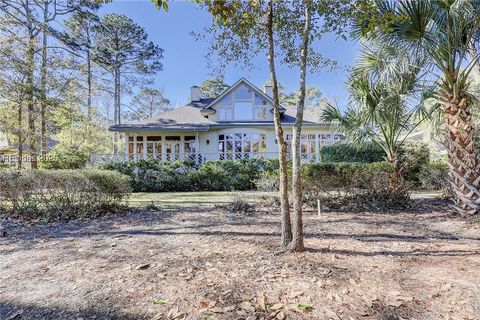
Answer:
[[1, 199, 479, 320]]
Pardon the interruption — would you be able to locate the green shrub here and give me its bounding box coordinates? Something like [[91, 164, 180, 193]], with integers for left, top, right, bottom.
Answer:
[[98, 158, 279, 192], [302, 162, 410, 211], [0, 169, 131, 220], [398, 142, 430, 186], [320, 143, 386, 163], [418, 161, 450, 194], [38, 147, 90, 169]]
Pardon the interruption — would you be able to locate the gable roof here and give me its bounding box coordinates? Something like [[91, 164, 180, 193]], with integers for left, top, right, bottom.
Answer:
[[110, 78, 333, 132], [202, 77, 286, 113]]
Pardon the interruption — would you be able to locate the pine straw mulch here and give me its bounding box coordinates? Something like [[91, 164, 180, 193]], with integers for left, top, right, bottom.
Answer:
[[0, 198, 479, 320]]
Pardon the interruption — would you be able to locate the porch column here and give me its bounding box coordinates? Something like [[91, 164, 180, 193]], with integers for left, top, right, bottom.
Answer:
[[143, 135, 147, 160], [162, 136, 166, 161], [180, 135, 185, 160], [124, 132, 129, 161], [195, 132, 199, 165], [133, 134, 138, 161]]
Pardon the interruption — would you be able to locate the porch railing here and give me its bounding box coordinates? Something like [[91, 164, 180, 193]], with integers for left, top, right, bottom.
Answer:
[[90, 152, 320, 165]]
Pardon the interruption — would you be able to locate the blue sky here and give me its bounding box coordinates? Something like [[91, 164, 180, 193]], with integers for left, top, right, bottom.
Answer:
[[99, 1, 360, 107]]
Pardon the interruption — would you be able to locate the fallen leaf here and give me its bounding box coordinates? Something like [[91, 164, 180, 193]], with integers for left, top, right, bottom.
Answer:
[[136, 263, 150, 270], [240, 301, 256, 312], [269, 303, 284, 311], [153, 299, 168, 305], [258, 295, 267, 311], [290, 303, 313, 312], [209, 307, 224, 313], [201, 311, 215, 317]]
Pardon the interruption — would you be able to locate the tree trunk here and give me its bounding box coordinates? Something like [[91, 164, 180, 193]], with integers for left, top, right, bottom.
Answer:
[[86, 34, 93, 120], [17, 100, 23, 171], [290, 0, 312, 252], [40, 4, 48, 156], [267, 0, 292, 248], [26, 30, 37, 169], [441, 92, 480, 215], [113, 67, 121, 154]]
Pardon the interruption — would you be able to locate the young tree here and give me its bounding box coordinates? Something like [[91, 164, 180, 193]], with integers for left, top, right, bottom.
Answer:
[[323, 43, 429, 167], [127, 88, 171, 120], [192, 0, 347, 251], [199, 78, 229, 98], [355, 0, 480, 215]]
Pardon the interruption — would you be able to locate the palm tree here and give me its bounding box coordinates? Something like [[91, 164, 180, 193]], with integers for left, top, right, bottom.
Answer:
[[355, 0, 480, 216], [323, 43, 428, 167]]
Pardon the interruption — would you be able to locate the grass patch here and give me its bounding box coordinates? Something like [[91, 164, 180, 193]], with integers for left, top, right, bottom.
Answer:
[[128, 191, 267, 209]]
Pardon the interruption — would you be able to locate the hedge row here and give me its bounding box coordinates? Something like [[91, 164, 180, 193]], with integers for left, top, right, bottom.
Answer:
[[97, 159, 279, 192], [302, 162, 411, 210], [0, 169, 131, 220]]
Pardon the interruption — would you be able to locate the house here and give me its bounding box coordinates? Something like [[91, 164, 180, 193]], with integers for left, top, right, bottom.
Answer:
[[106, 78, 343, 164]]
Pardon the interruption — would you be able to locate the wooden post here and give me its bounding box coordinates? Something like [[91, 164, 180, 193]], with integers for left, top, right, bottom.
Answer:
[[317, 199, 321, 216]]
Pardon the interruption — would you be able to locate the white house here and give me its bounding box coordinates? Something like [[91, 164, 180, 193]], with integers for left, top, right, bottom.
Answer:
[[105, 78, 343, 164]]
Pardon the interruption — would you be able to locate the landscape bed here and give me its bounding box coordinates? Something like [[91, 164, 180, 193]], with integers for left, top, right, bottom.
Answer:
[[1, 195, 479, 320]]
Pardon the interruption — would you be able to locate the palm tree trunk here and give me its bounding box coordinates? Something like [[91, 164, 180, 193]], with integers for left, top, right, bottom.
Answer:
[[267, 0, 291, 248], [290, 0, 312, 253], [441, 93, 480, 215]]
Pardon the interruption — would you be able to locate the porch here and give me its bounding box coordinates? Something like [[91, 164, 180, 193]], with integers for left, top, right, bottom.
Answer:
[[89, 151, 320, 165]]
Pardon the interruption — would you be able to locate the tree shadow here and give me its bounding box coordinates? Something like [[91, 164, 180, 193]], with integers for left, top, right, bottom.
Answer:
[[0, 300, 141, 320]]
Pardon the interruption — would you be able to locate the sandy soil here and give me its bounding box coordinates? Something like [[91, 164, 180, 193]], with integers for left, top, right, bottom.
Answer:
[[1, 200, 479, 320]]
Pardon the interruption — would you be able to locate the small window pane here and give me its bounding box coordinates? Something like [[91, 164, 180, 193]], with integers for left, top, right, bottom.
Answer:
[[255, 94, 266, 105], [219, 93, 232, 106], [165, 136, 180, 141], [136, 136, 144, 142], [147, 136, 162, 141], [234, 84, 251, 100], [147, 143, 154, 153]]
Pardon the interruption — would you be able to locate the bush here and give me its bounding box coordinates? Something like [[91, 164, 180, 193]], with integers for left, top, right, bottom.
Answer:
[[98, 158, 279, 192], [398, 142, 430, 186], [418, 161, 450, 194], [302, 162, 411, 211], [228, 192, 254, 213], [0, 169, 131, 220], [320, 143, 386, 163], [39, 147, 90, 169]]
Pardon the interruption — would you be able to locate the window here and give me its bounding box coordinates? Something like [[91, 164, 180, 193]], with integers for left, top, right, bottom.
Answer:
[[146, 136, 162, 159], [219, 108, 232, 121], [234, 84, 251, 100], [218, 132, 266, 160], [184, 136, 197, 154], [255, 94, 267, 105], [234, 102, 253, 120], [218, 93, 232, 106], [285, 133, 317, 159]]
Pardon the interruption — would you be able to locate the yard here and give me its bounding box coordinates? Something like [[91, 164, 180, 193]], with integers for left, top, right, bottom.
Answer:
[[1, 193, 479, 320]]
